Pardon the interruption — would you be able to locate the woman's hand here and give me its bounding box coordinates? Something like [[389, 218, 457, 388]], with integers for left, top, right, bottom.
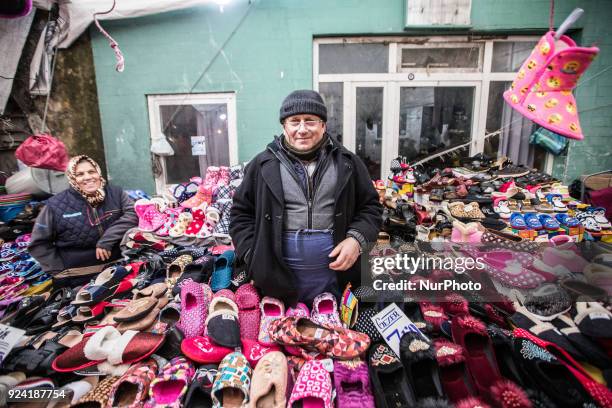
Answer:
[[96, 247, 112, 261], [328, 237, 361, 271]]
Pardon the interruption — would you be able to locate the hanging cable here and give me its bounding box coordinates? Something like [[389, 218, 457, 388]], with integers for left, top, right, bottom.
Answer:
[[93, 0, 124, 72]]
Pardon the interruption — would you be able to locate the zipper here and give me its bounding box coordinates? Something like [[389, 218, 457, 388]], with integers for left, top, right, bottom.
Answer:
[[90, 205, 104, 236]]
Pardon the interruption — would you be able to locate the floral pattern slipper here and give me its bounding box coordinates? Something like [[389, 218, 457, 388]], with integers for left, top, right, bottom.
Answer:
[[311, 292, 343, 328], [145, 357, 195, 408], [258, 297, 285, 346]]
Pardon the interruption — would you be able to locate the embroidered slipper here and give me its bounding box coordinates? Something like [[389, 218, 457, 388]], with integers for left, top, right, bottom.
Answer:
[[419, 302, 448, 334], [258, 296, 285, 346], [181, 335, 233, 364], [241, 338, 282, 368], [205, 290, 240, 348], [433, 339, 474, 403], [107, 359, 158, 408], [146, 357, 195, 408], [451, 315, 501, 399], [166, 254, 193, 287], [486, 325, 525, 386], [248, 351, 287, 408], [235, 283, 261, 341], [573, 301, 612, 339], [210, 250, 235, 292], [512, 334, 597, 407], [176, 280, 211, 339], [268, 316, 370, 360], [510, 303, 584, 361], [287, 359, 332, 408], [399, 331, 444, 400], [311, 292, 343, 328], [211, 352, 251, 408], [368, 342, 416, 408], [514, 328, 612, 407]]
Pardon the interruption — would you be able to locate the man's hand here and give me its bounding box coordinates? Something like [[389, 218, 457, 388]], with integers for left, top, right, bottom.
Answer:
[[328, 237, 361, 271], [96, 247, 112, 261]]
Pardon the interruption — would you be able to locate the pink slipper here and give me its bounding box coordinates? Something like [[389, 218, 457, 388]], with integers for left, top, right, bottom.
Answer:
[[176, 281, 211, 339], [288, 360, 333, 408], [241, 338, 282, 368], [258, 297, 285, 345], [311, 292, 343, 327], [476, 251, 547, 289], [235, 283, 260, 340], [181, 335, 233, 364]]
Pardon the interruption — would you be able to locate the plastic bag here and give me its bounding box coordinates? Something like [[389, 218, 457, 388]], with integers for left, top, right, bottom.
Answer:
[[529, 127, 569, 156], [14, 133, 69, 171], [150, 132, 174, 156]]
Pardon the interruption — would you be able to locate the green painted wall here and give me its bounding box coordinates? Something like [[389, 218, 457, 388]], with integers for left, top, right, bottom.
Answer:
[[90, 0, 612, 192]]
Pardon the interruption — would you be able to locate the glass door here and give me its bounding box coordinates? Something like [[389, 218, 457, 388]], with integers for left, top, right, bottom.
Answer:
[[147, 93, 238, 194], [346, 83, 389, 180], [394, 84, 479, 164]]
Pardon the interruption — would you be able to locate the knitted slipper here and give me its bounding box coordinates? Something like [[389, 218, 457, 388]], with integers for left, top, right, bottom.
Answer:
[[311, 292, 343, 328], [235, 283, 260, 341], [258, 296, 285, 346], [176, 280, 211, 339], [146, 357, 195, 408], [107, 359, 158, 408]]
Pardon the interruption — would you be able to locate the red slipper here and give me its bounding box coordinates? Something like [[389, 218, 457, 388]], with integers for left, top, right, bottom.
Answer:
[[451, 315, 501, 399], [181, 335, 232, 364], [52, 326, 121, 372], [434, 339, 474, 403], [241, 338, 282, 368], [420, 301, 448, 333]]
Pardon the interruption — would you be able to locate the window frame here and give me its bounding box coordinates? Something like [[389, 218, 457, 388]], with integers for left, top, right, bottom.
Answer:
[[146, 92, 238, 194], [314, 36, 553, 176]]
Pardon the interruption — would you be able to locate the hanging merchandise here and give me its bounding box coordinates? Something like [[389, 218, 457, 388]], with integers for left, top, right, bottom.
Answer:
[[14, 133, 69, 172], [503, 9, 599, 140], [150, 132, 175, 156], [529, 127, 569, 155]]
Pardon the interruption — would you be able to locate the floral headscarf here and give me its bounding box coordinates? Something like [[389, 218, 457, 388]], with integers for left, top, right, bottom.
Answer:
[[66, 155, 107, 207]]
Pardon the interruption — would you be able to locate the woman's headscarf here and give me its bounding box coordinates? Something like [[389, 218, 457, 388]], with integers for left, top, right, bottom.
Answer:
[[66, 155, 107, 207]]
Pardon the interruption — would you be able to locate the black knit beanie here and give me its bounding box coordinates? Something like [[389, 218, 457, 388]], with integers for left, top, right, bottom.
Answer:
[[279, 90, 327, 123]]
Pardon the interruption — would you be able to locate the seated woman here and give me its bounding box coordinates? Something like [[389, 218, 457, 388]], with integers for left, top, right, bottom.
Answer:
[[29, 155, 137, 275]]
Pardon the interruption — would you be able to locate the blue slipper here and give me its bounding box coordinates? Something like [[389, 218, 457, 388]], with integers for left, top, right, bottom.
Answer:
[[523, 213, 543, 230], [510, 213, 527, 230], [555, 213, 580, 228], [538, 214, 560, 231], [210, 250, 235, 292]]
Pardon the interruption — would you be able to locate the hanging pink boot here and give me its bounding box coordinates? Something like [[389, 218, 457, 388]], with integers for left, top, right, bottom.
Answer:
[[503, 31, 599, 140]]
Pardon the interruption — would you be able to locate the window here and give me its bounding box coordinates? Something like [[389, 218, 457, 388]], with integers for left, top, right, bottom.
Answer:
[[147, 93, 238, 194], [314, 37, 550, 179]]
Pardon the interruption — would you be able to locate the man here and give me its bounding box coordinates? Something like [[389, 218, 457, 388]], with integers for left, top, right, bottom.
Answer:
[[230, 90, 382, 306]]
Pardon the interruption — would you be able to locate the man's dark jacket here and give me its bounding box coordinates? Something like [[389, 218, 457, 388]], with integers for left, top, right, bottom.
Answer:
[[229, 136, 382, 305]]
